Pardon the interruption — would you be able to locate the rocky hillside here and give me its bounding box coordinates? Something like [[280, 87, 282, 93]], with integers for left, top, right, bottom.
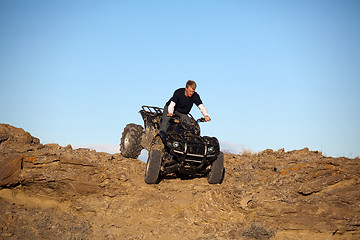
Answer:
[[0, 123, 359, 239]]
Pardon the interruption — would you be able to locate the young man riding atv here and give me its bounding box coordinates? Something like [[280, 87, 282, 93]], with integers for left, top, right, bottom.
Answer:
[[120, 80, 224, 184], [160, 80, 211, 132]]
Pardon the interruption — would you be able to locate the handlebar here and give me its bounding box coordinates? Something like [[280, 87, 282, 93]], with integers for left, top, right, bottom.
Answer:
[[197, 117, 206, 123], [169, 115, 208, 124]]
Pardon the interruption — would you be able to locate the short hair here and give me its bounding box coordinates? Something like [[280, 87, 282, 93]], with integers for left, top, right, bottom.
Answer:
[[186, 80, 196, 90]]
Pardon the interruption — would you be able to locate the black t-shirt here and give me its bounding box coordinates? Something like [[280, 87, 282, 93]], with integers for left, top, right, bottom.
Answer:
[[165, 88, 203, 114]]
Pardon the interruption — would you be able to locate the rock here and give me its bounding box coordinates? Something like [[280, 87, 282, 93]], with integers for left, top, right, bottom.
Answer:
[[0, 154, 23, 187], [45, 143, 62, 150], [0, 127, 8, 143], [65, 144, 72, 150], [239, 195, 253, 210], [0, 124, 39, 145]]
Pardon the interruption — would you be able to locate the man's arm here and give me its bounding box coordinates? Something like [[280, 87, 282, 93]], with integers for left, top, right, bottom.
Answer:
[[198, 104, 211, 121], [167, 89, 181, 117], [167, 101, 176, 117]]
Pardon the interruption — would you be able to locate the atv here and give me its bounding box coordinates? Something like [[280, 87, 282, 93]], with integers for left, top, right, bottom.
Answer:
[[120, 106, 224, 184]]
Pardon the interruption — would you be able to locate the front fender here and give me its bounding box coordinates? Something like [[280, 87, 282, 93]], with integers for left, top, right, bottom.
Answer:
[[157, 131, 168, 143]]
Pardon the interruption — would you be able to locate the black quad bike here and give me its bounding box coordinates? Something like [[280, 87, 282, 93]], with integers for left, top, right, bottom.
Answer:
[[120, 106, 224, 184]]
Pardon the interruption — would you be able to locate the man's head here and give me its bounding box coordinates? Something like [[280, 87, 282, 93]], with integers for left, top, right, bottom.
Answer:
[[185, 80, 196, 97], [186, 80, 196, 90]]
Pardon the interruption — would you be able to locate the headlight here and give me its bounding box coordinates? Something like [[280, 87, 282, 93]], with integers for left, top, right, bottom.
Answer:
[[172, 141, 180, 148], [207, 146, 214, 153]]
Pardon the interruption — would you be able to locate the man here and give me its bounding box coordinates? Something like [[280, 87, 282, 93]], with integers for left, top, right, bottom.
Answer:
[[159, 80, 211, 132]]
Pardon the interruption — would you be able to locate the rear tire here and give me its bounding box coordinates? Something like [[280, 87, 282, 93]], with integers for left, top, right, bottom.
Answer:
[[120, 123, 143, 159], [144, 149, 162, 184], [207, 152, 224, 184]]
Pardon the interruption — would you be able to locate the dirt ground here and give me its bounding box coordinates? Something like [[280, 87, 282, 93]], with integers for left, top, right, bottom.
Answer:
[[1, 124, 359, 239]]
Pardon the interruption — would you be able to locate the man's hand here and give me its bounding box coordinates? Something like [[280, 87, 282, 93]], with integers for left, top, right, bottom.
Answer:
[[167, 113, 174, 117], [205, 115, 211, 122]]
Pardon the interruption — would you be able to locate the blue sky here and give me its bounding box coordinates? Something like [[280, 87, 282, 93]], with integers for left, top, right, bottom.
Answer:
[[1, 0, 359, 158]]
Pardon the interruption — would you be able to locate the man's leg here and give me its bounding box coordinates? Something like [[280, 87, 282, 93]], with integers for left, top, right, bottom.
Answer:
[[178, 112, 192, 126], [159, 105, 170, 132]]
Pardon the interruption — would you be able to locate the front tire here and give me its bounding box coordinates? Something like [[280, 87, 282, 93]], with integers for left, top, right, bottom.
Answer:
[[144, 149, 162, 184], [120, 123, 144, 159], [207, 152, 224, 184]]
